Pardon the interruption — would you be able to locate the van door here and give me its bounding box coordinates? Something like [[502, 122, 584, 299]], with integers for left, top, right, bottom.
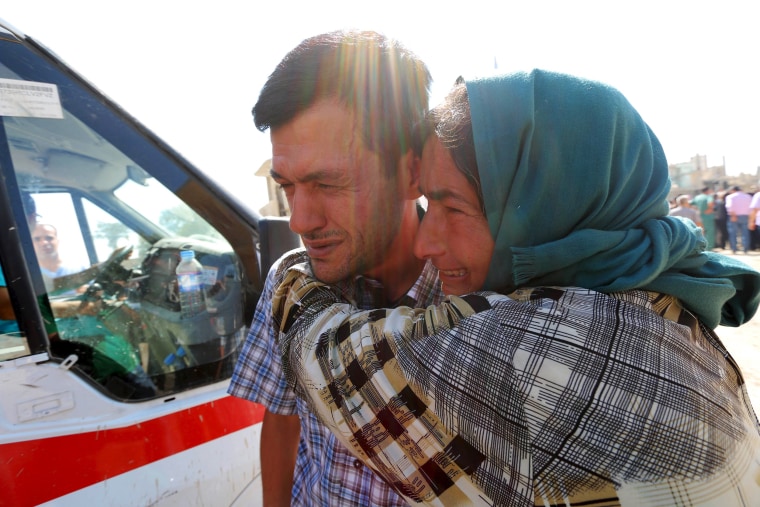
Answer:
[[0, 21, 293, 506]]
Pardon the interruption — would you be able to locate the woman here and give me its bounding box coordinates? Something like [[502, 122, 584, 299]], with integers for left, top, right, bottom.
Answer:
[[272, 70, 760, 506]]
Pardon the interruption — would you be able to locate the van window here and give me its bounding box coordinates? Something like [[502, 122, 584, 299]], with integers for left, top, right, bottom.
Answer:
[[0, 263, 30, 361], [0, 35, 258, 401]]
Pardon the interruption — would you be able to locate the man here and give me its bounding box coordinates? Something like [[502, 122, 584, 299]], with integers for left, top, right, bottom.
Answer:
[[32, 223, 87, 293], [669, 194, 702, 227], [0, 192, 39, 334], [0, 266, 16, 334], [749, 188, 760, 250], [691, 186, 715, 249], [725, 185, 752, 253], [714, 190, 729, 249], [228, 31, 441, 506]]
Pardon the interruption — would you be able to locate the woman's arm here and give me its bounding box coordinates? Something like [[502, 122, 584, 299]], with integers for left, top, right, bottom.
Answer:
[[271, 264, 533, 507], [272, 265, 760, 505]]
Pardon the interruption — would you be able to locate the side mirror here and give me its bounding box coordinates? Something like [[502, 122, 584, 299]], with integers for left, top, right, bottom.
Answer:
[[257, 216, 301, 280]]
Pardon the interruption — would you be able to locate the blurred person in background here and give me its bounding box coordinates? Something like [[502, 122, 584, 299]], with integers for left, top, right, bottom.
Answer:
[[691, 186, 715, 249], [726, 185, 752, 254], [669, 194, 702, 227], [714, 190, 729, 250], [749, 188, 760, 250]]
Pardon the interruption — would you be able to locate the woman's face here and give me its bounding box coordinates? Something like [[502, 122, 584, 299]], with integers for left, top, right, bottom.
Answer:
[[414, 138, 495, 295]]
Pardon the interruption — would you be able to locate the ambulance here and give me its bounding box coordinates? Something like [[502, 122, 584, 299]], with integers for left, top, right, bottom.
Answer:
[[0, 18, 298, 506]]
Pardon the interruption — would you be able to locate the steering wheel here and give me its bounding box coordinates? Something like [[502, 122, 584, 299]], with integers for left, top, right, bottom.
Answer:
[[82, 245, 134, 301]]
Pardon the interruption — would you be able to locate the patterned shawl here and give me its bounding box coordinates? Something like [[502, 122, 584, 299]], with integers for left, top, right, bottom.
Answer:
[[273, 263, 760, 506], [469, 70, 760, 328]]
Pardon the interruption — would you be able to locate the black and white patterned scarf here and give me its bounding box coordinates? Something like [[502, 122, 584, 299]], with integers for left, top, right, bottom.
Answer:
[[273, 263, 760, 506]]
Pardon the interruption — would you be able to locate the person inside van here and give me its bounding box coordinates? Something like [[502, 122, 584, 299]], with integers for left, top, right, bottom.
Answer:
[[32, 223, 89, 295], [0, 266, 20, 335], [0, 192, 40, 334]]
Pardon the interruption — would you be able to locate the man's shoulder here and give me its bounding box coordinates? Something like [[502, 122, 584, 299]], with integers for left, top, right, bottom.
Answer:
[[58, 263, 88, 276], [253, 248, 308, 312], [734, 192, 752, 202], [268, 248, 308, 281]]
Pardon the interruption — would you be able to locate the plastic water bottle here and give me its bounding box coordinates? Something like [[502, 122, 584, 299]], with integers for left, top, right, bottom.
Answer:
[[176, 249, 206, 318]]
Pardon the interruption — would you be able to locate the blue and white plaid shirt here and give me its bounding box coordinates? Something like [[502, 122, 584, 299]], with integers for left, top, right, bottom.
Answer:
[[229, 250, 442, 506]]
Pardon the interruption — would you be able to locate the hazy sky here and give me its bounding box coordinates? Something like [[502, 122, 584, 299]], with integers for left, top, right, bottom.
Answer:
[[3, 1, 759, 208]]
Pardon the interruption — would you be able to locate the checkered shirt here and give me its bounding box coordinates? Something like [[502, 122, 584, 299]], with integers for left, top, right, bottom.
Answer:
[[274, 264, 760, 506], [229, 250, 443, 506]]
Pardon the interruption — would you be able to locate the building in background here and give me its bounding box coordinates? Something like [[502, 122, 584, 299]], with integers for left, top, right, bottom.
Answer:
[[668, 155, 759, 201], [256, 159, 290, 217]]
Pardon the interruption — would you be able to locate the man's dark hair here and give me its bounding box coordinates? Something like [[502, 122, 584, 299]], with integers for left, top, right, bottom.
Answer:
[[22, 191, 36, 217], [253, 30, 431, 176], [414, 79, 483, 212]]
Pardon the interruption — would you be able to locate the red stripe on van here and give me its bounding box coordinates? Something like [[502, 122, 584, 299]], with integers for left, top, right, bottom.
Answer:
[[1, 396, 264, 507]]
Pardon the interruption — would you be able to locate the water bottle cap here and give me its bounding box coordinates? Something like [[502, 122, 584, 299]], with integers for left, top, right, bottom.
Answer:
[[180, 249, 195, 260]]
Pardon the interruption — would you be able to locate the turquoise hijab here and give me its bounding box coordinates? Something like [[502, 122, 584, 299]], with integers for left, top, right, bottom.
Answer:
[[467, 70, 759, 328]]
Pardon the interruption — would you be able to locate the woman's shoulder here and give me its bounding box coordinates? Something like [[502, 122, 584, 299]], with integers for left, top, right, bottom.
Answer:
[[495, 286, 691, 325]]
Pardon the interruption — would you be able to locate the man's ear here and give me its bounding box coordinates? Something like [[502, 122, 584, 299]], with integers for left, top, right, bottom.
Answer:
[[398, 150, 422, 200]]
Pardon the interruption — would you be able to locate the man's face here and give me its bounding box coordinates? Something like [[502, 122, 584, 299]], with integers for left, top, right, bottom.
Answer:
[[32, 224, 59, 260], [270, 99, 405, 283]]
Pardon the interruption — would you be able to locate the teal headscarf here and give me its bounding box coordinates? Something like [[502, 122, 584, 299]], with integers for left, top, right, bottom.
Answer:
[[467, 70, 760, 328]]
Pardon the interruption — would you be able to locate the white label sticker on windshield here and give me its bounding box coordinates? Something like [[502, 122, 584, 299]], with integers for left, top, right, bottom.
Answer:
[[0, 78, 64, 119]]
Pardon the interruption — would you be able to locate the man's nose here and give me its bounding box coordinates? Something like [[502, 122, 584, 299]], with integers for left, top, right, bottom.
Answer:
[[288, 187, 327, 236]]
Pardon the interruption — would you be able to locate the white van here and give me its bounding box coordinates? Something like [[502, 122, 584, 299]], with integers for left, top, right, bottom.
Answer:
[[0, 18, 298, 506]]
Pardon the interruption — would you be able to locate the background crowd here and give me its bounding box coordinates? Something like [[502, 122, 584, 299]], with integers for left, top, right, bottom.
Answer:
[[670, 185, 760, 253]]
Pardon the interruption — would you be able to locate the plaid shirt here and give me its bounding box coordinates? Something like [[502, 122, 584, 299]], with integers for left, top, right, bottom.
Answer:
[[274, 264, 760, 506], [229, 250, 442, 506]]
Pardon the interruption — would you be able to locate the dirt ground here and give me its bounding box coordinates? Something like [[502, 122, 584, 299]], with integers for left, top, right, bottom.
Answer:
[[714, 250, 760, 408]]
